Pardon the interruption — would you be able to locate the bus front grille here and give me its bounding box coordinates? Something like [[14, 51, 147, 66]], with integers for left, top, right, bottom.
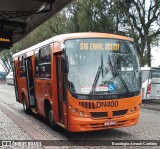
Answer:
[[90, 112, 107, 118], [113, 109, 128, 116], [90, 110, 128, 118]]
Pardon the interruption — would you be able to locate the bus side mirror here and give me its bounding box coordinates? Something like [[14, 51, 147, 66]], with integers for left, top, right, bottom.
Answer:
[[61, 55, 69, 73]]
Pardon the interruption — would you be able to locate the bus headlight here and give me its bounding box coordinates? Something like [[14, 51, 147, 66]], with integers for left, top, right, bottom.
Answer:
[[84, 114, 88, 117], [132, 107, 136, 111], [138, 103, 141, 108], [72, 108, 77, 113], [79, 111, 84, 116], [129, 107, 137, 113]]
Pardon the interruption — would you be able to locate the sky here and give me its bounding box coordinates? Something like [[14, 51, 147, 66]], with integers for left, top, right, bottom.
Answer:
[[151, 46, 160, 67], [144, 1, 160, 67], [0, 64, 4, 72]]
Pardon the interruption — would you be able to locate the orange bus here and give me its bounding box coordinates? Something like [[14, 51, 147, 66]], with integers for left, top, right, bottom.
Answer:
[[13, 33, 142, 132]]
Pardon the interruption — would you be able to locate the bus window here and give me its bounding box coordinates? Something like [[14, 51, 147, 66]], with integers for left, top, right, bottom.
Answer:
[[35, 50, 39, 78], [39, 46, 51, 79], [18, 55, 26, 77], [65, 38, 141, 95], [18, 56, 22, 68]]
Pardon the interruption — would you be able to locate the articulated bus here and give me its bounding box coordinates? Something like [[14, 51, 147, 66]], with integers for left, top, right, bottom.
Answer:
[[13, 33, 142, 132]]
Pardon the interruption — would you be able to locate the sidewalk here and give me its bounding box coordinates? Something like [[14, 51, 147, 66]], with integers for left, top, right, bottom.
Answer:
[[142, 103, 160, 111], [0, 102, 60, 149]]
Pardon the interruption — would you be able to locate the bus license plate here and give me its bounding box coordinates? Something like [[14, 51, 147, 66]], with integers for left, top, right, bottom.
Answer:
[[104, 120, 116, 126]]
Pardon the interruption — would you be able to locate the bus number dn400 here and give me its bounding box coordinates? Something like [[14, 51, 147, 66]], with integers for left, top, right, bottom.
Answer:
[[96, 101, 118, 108]]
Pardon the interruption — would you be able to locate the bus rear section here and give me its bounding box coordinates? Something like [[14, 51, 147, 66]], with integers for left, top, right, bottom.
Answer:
[[13, 33, 142, 132], [142, 67, 160, 101]]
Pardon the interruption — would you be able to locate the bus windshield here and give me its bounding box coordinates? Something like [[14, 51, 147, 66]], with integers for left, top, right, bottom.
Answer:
[[65, 38, 141, 96]]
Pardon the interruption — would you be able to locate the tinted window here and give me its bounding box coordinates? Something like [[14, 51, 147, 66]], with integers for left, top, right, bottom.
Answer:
[[18, 56, 22, 67], [18, 55, 26, 77], [35, 50, 39, 78], [39, 46, 51, 79]]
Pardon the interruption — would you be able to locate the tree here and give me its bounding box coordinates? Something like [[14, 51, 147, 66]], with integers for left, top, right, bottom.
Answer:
[[116, 0, 160, 66], [48, 11, 73, 34], [0, 50, 12, 73], [67, 0, 119, 33]]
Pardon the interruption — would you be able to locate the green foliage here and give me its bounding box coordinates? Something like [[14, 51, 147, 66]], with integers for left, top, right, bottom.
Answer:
[[0, 50, 12, 73], [68, 0, 117, 33]]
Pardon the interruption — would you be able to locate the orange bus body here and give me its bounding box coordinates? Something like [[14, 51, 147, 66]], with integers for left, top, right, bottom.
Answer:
[[13, 32, 142, 132]]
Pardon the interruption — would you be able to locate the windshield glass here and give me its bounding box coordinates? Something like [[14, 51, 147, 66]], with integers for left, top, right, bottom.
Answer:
[[65, 38, 141, 95]]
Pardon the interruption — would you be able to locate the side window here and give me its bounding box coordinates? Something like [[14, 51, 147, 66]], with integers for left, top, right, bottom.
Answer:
[[35, 50, 39, 78], [39, 46, 51, 79], [18, 56, 22, 68], [18, 55, 26, 77]]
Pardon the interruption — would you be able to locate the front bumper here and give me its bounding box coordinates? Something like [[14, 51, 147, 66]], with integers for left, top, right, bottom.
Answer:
[[68, 110, 140, 132]]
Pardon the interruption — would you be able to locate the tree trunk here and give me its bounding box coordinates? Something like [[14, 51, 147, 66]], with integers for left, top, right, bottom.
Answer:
[[146, 38, 151, 67], [139, 37, 146, 66]]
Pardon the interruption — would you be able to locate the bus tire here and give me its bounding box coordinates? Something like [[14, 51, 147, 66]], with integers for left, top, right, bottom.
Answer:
[[22, 95, 31, 114], [48, 108, 57, 130]]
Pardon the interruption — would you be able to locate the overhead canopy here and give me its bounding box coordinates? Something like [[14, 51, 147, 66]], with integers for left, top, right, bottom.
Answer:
[[0, 0, 72, 49]]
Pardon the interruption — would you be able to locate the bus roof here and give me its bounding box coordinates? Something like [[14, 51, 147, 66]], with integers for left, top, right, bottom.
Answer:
[[54, 32, 133, 42], [12, 32, 134, 58]]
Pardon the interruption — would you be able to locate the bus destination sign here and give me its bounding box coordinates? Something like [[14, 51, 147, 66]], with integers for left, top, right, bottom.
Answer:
[[80, 43, 120, 51], [0, 31, 13, 49]]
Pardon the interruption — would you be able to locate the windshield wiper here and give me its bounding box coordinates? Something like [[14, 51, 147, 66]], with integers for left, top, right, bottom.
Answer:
[[108, 55, 130, 94], [89, 54, 104, 95]]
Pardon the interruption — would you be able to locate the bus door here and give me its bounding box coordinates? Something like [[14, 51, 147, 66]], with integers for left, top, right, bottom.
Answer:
[[25, 57, 36, 108], [13, 62, 19, 101], [56, 55, 67, 125]]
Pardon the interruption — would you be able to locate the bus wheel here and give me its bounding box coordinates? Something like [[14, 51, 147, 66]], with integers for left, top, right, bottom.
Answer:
[[22, 95, 31, 114], [48, 108, 57, 130]]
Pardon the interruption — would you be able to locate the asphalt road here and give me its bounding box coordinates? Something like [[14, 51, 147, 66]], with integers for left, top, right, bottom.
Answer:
[[0, 84, 160, 149]]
